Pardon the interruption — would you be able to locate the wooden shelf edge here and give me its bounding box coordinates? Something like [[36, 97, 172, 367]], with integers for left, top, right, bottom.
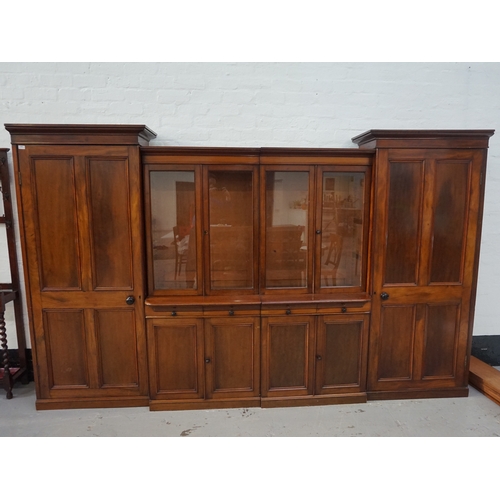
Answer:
[[149, 398, 261, 411], [468, 356, 500, 406]]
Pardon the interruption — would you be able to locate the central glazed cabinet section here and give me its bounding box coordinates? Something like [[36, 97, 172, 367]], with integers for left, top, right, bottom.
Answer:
[[143, 148, 374, 409]]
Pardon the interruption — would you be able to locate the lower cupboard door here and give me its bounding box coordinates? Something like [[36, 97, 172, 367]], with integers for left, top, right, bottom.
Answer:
[[147, 318, 205, 400], [315, 314, 369, 395], [204, 317, 260, 400], [261, 316, 315, 398]]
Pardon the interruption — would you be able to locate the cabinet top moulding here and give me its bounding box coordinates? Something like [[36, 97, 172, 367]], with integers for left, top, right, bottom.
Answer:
[[352, 129, 495, 149], [4, 124, 157, 146]]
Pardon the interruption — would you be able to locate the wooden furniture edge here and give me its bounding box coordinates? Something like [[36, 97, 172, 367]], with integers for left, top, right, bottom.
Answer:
[[149, 398, 261, 411], [367, 387, 469, 401], [468, 355, 500, 406], [35, 396, 150, 410], [261, 393, 367, 408]]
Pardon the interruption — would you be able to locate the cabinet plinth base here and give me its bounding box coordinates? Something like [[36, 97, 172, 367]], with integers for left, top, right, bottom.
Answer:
[[35, 396, 150, 410], [261, 393, 367, 408], [149, 398, 261, 411], [367, 387, 469, 402]]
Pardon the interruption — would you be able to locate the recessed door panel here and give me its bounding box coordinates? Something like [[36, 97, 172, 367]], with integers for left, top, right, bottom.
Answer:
[[384, 161, 424, 285], [88, 158, 133, 290], [429, 161, 469, 284], [316, 316, 367, 393], [96, 309, 139, 387], [378, 305, 415, 381], [149, 320, 204, 399], [44, 310, 89, 388], [422, 304, 460, 378], [32, 158, 82, 290], [205, 317, 259, 399], [262, 316, 315, 397]]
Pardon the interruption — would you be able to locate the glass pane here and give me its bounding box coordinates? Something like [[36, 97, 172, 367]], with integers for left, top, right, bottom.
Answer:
[[150, 171, 197, 290], [209, 170, 253, 289], [265, 171, 308, 288], [320, 172, 365, 287]]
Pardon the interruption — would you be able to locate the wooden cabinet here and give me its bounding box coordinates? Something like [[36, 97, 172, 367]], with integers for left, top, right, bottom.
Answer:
[[6, 125, 156, 409], [5, 125, 494, 411], [353, 130, 494, 400], [146, 303, 261, 410], [261, 300, 369, 407]]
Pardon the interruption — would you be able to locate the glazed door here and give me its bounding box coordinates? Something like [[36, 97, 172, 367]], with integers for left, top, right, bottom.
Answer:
[[18, 145, 148, 400], [368, 149, 486, 393], [204, 316, 260, 400]]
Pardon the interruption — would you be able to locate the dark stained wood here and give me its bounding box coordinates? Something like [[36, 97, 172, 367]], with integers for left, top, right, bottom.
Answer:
[[5, 124, 156, 146], [315, 314, 369, 393], [352, 129, 495, 149], [385, 161, 424, 285], [8, 126, 153, 408], [31, 157, 82, 290], [205, 317, 260, 399], [367, 140, 490, 398], [95, 309, 139, 387], [43, 309, 89, 388], [422, 304, 460, 378], [88, 158, 133, 290], [429, 160, 469, 283], [7, 126, 495, 411], [148, 318, 204, 400], [261, 315, 315, 398], [468, 356, 500, 406]]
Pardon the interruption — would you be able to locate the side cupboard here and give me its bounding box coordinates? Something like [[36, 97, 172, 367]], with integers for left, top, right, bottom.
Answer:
[[5, 124, 494, 410]]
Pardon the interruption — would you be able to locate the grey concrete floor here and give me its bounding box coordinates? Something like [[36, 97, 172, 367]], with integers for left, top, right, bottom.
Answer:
[[1, 381, 500, 436]]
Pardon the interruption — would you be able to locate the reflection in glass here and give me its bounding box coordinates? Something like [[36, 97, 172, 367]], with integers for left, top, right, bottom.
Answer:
[[265, 171, 309, 288], [209, 171, 253, 289], [150, 171, 196, 290], [320, 172, 365, 287]]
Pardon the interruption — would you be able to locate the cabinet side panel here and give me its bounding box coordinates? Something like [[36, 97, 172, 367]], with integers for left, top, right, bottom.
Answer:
[[95, 309, 139, 387], [32, 158, 82, 290], [43, 310, 89, 387], [88, 158, 133, 289]]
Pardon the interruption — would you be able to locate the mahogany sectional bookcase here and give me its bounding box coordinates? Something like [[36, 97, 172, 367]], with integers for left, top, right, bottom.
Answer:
[[5, 124, 494, 410]]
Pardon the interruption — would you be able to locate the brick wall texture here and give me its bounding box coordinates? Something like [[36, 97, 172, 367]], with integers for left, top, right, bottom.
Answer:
[[1, 62, 499, 345]]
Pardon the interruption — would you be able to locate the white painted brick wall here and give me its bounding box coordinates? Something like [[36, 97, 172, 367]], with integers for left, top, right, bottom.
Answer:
[[1, 62, 499, 348]]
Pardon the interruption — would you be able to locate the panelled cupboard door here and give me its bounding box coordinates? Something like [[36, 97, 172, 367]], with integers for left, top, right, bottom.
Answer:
[[204, 317, 260, 399], [261, 315, 316, 398], [147, 318, 205, 400], [17, 145, 148, 402], [368, 148, 486, 394], [315, 314, 369, 395]]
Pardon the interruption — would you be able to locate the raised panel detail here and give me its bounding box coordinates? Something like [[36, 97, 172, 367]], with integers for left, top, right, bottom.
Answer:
[[268, 322, 309, 390], [378, 306, 415, 380], [385, 162, 423, 285], [153, 322, 203, 398], [207, 319, 256, 395], [88, 158, 133, 289], [95, 309, 139, 387], [423, 304, 460, 378], [322, 321, 362, 386], [430, 161, 469, 284], [33, 158, 81, 290], [44, 310, 88, 388]]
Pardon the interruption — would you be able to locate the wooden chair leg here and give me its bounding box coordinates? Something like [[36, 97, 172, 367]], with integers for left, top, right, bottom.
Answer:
[[0, 306, 13, 399]]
